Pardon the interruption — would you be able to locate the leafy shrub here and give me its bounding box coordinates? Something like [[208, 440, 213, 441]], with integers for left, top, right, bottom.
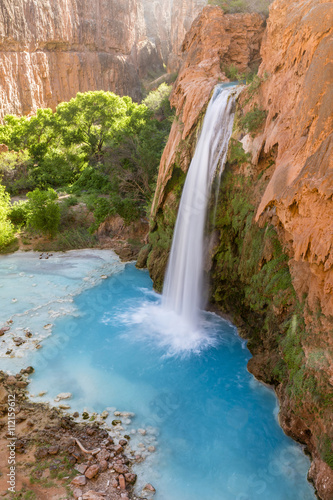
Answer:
[[142, 83, 173, 120], [229, 139, 251, 165], [70, 166, 111, 194], [240, 105, 267, 134], [89, 198, 116, 233], [0, 184, 15, 248], [9, 200, 29, 226], [26, 188, 60, 238]]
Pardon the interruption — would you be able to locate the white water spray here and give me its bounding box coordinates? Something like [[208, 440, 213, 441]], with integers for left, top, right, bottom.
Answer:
[[162, 84, 238, 329]]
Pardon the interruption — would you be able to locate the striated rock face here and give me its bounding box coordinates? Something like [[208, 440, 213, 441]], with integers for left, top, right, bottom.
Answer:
[[250, 0, 333, 322], [0, 0, 148, 118], [167, 0, 208, 72], [151, 6, 265, 217], [0, 0, 209, 118]]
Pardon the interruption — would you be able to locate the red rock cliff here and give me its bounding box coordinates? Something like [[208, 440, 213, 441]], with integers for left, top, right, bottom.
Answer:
[[151, 5, 265, 216], [245, 0, 333, 360], [0, 0, 150, 117]]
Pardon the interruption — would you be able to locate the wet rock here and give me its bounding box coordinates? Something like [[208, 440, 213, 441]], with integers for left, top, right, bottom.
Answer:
[[73, 412, 79, 418], [148, 446, 156, 452], [85, 464, 100, 479], [138, 428, 146, 436], [144, 483, 156, 493], [100, 410, 109, 419], [6, 376, 16, 385], [119, 439, 127, 446], [112, 419, 121, 426], [71, 475, 87, 487], [25, 331, 33, 338], [124, 473, 137, 484], [59, 403, 71, 409], [119, 474, 126, 490], [13, 337, 25, 346], [5, 349, 12, 355], [82, 411, 90, 419], [54, 392, 72, 402]]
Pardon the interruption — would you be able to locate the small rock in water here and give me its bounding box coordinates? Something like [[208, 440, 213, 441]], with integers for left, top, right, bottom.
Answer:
[[73, 411, 79, 418], [25, 331, 33, 338], [5, 349, 12, 355], [59, 403, 71, 410], [38, 391, 47, 397], [11, 298, 17, 303], [114, 411, 121, 416], [100, 275, 108, 279], [112, 419, 121, 426], [100, 410, 109, 419], [43, 323, 52, 329], [13, 337, 25, 346], [138, 428, 146, 436], [143, 483, 156, 493], [148, 446, 156, 453], [54, 392, 72, 402], [82, 411, 89, 419]]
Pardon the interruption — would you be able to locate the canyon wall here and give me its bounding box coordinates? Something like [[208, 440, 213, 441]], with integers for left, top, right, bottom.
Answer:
[[0, 0, 208, 119], [144, 1, 333, 497], [0, 0, 149, 118]]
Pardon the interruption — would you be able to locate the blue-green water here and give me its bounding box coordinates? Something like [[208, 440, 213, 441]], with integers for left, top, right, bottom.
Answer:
[[0, 253, 315, 500]]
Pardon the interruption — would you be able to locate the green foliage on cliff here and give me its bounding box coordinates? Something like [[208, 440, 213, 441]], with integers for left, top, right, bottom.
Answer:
[[208, 0, 271, 15], [240, 105, 267, 135]]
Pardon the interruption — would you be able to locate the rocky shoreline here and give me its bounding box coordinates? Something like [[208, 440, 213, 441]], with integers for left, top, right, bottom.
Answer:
[[0, 369, 156, 500]]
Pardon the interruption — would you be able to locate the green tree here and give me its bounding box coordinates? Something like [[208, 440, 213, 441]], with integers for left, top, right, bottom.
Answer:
[[26, 188, 60, 238], [0, 184, 15, 248], [56, 91, 129, 157]]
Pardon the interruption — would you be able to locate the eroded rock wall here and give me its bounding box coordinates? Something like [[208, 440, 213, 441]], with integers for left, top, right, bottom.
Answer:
[[0, 0, 149, 117], [0, 0, 209, 118]]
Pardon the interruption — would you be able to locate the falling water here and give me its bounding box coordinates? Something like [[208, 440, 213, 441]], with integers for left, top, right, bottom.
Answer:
[[162, 84, 238, 328]]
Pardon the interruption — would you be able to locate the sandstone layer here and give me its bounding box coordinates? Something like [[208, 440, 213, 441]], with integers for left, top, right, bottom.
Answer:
[[0, 0, 209, 119], [151, 6, 265, 217], [0, 0, 149, 118], [249, 0, 333, 322]]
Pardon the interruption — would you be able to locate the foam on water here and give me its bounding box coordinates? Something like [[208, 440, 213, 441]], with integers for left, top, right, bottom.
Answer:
[[0, 250, 124, 360], [107, 295, 220, 357]]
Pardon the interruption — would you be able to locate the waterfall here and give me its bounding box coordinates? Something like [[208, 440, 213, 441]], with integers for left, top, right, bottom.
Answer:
[[162, 84, 237, 329]]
